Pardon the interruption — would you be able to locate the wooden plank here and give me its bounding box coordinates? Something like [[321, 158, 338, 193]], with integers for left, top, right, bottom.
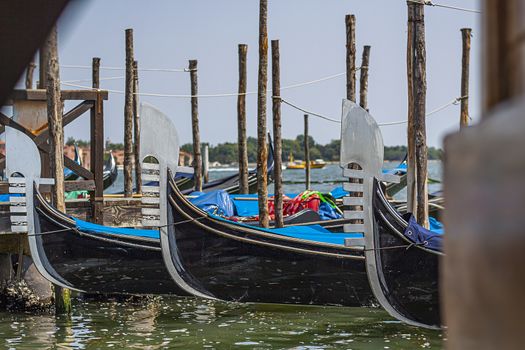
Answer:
[[343, 183, 363, 192], [33, 100, 94, 145], [64, 157, 93, 180], [343, 168, 364, 179], [343, 210, 365, 220], [343, 224, 365, 233], [343, 196, 364, 206], [10, 89, 108, 101], [64, 180, 95, 192]]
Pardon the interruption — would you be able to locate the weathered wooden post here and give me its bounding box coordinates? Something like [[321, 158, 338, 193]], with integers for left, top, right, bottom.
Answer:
[[237, 44, 249, 194], [345, 14, 361, 220], [92, 57, 100, 89], [91, 57, 104, 224], [271, 39, 284, 228], [189, 59, 202, 192], [257, 0, 269, 228], [460, 28, 472, 128], [443, 2, 525, 348], [406, 1, 417, 217], [25, 59, 36, 89], [345, 14, 357, 102], [124, 28, 134, 197], [203, 144, 209, 184], [133, 60, 141, 194], [359, 45, 371, 111], [411, 2, 428, 228], [45, 26, 71, 314], [304, 114, 310, 190]]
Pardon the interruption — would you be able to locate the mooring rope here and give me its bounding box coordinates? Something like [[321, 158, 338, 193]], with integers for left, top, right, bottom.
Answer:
[[406, 0, 481, 14], [59, 64, 192, 73], [277, 95, 467, 127], [60, 70, 348, 98], [62, 76, 124, 84]]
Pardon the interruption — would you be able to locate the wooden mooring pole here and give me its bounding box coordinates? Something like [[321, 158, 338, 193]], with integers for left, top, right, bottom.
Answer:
[[460, 28, 472, 128], [237, 44, 249, 194], [189, 59, 202, 192], [203, 144, 209, 184], [412, 2, 428, 228], [345, 14, 357, 102], [133, 60, 141, 194], [359, 45, 371, 111], [257, 0, 269, 228], [45, 26, 71, 314], [304, 114, 310, 190], [25, 59, 36, 89], [271, 39, 284, 228], [91, 57, 104, 224], [124, 28, 134, 197], [92, 57, 100, 89], [406, 2, 417, 216]]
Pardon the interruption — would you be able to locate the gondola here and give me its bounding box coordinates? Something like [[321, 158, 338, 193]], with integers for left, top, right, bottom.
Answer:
[[369, 179, 442, 328], [30, 186, 189, 296], [4, 122, 188, 296], [164, 170, 375, 306], [102, 151, 119, 189], [64, 145, 82, 181], [179, 135, 275, 195]]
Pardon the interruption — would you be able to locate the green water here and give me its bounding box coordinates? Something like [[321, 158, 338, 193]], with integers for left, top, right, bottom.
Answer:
[[2, 162, 444, 348], [0, 297, 443, 349]]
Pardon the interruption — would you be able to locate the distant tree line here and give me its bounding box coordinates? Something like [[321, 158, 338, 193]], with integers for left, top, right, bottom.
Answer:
[[181, 135, 443, 164], [66, 136, 442, 163]]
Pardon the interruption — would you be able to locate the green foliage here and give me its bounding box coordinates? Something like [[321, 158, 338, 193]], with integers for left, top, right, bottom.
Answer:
[[181, 136, 443, 164]]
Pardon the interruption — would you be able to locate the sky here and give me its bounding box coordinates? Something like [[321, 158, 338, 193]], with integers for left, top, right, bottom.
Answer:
[[29, 0, 481, 147]]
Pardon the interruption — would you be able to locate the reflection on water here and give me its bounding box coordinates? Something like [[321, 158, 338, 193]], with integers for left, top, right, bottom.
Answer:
[[0, 297, 443, 349]]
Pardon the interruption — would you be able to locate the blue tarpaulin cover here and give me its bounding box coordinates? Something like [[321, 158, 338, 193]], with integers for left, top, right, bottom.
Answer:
[[403, 215, 443, 252], [74, 218, 159, 239], [210, 213, 362, 246], [190, 190, 235, 217]]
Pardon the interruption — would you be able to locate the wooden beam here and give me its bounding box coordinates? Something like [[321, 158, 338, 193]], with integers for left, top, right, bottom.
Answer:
[[124, 28, 134, 197], [65, 180, 95, 192], [271, 39, 284, 228], [33, 100, 94, 145], [237, 44, 249, 194], [9, 89, 108, 101], [257, 0, 269, 228], [189, 59, 202, 192]]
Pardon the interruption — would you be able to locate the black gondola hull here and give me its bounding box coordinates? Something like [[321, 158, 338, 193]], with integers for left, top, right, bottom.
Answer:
[[167, 178, 375, 306], [32, 192, 188, 296], [372, 182, 441, 327]]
